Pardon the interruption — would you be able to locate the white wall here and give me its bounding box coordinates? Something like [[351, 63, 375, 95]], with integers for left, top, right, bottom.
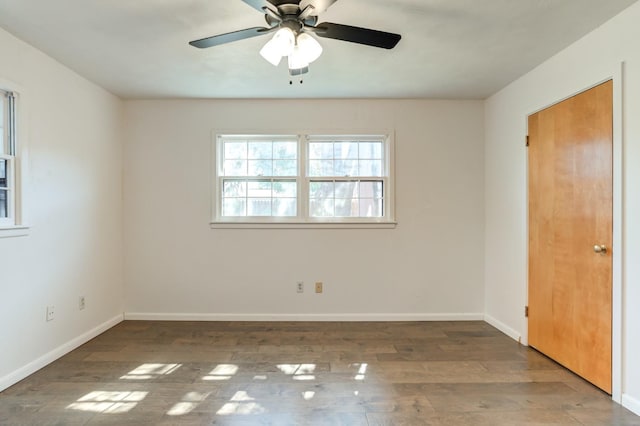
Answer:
[[484, 1, 640, 414], [0, 28, 124, 390], [123, 99, 485, 320]]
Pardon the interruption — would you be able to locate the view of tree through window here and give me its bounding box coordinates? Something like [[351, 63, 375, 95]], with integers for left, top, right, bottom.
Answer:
[[308, 139, 384, 218], [220, 137, 298, 217], [215, 134, 392, 223]]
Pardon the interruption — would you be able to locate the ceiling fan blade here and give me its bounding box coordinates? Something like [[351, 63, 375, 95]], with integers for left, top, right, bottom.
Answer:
[[314, 22, 401, 49], [299, 0, 338, 15], [189, 27, 272, 49], [240, 0, 279, 14]]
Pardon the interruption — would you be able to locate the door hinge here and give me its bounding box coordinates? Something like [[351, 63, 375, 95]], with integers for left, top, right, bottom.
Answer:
[[526, 135, 529, 147], [525, 306, 529, 317]]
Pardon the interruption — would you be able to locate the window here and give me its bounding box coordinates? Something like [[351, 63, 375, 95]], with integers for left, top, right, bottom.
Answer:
[[0, 89, 16, 227], [219, 135, 299, 218], [213, 133, 395, 227]]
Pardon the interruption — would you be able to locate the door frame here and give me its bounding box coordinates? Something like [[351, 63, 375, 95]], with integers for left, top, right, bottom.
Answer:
[[524, 63, 624, 402]]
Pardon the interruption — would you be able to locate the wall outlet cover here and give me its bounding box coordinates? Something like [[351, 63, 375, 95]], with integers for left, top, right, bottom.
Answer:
[[46, 305, 55, 321]]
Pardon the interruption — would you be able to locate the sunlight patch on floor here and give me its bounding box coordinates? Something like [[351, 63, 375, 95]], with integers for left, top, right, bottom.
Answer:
[[277, 363, 317, 381], [355, 363, 368, 381], [166, 391, 211, 416], [202, 364, 239, 381], [120, 363, 181, 380], [66, 391, 148, 414], [216, 391, 266, 416]]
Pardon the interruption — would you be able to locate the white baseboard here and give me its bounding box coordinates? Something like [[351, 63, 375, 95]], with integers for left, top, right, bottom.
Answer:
[[484, 313, 522, 343], [124, 312, 485, 322], [622, 393, 640, 416], [0, 314, 123, 392]]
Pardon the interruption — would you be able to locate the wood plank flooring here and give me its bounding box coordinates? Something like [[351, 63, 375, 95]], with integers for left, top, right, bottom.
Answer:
[[1, 321, 638, 425]]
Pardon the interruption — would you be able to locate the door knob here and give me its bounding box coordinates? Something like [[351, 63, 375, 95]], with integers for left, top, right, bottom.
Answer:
[[593, 245, 607, 254]]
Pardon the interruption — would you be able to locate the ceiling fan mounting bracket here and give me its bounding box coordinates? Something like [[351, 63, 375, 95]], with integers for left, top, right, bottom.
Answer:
[[276, 3, 300, 16]]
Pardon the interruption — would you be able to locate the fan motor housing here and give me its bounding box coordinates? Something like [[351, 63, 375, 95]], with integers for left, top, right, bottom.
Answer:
[[264, 3, 318, 28]]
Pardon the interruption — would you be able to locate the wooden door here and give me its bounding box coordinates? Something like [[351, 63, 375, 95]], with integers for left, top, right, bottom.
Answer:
[[528, 80, 613, 393]]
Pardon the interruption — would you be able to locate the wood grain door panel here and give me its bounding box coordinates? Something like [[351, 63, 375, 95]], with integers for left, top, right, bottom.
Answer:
[[528, 80, 612, 393]]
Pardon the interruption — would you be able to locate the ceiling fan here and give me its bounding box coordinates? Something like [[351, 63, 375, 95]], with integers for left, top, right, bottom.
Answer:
[[189, 0, 401, 77]]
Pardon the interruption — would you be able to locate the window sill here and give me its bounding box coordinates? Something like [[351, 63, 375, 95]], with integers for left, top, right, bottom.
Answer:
[[0, 225, 31, 238], [210, 221, 397, 230]]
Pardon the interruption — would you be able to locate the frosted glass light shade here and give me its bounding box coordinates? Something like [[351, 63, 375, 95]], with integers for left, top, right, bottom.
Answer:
[[288, 44, 310, 71], [260, 40, 283, 66], [260, 28, 295, 66], [296, 33, 323, 63]]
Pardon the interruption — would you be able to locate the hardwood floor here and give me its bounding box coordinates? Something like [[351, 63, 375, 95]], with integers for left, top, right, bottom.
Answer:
[[1, 321, 638, 425]]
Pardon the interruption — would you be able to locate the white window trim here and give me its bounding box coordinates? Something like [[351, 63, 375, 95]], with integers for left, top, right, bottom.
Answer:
[[0, 79, 29, 238], [210, 130, 397, 229]]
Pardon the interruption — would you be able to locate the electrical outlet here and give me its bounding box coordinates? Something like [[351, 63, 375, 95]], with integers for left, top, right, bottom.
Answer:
[[315, 282, 323, 294], [79, 296, 86, 310], [297, 281, 304, 293], [46, 305, 55, 322]]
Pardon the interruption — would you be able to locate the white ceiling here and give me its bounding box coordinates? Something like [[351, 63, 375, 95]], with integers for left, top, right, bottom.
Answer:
[[0, 0, 636, 99]]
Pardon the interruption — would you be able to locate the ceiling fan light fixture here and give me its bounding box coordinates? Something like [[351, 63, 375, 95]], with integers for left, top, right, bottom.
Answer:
[[259, 40, 283, 66], [288, 44, 310, 72], [296, 33, 323, 63], [260, 27, 295, 66]]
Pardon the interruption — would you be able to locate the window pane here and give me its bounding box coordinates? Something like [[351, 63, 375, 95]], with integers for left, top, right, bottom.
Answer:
[[223, 160, 247, 176], [0, 189, 7, 218], [247, 181, 272, 197], [334, 142, 358, 159], [359, 142, 382, 159], [248, 159, 273, 176], [273, 160, 297, 176], [248, 141, 272, 159], [222, 198, 246, 216], [334, 160, 357, 176], [309, 181, 334, 198], [307, 139, 386, 178], [359, 181, 383, 198], [273, 181, 296, 197], [273, 142, 297, 159], [335, 181, 358, 198], [308, 179, 383, 218], [308, 142, 333, 159], [248, 198, 272, 216], [308, 160, 333, 177], [358, 160, 382, 177], [359, 199, 383, 217], [0, 96, 5, 155], [224, 142, 246, 159], [273, 198, 296, 216], [223, 180, 246, 197], [309, 198, 334, 217], [335, 198, 359, 217], [0, 159, 7, 188]]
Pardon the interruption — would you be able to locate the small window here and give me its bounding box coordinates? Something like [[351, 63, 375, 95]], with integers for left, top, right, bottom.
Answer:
[[0, 89, 16, 227], [213, 133, 394, 226]]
